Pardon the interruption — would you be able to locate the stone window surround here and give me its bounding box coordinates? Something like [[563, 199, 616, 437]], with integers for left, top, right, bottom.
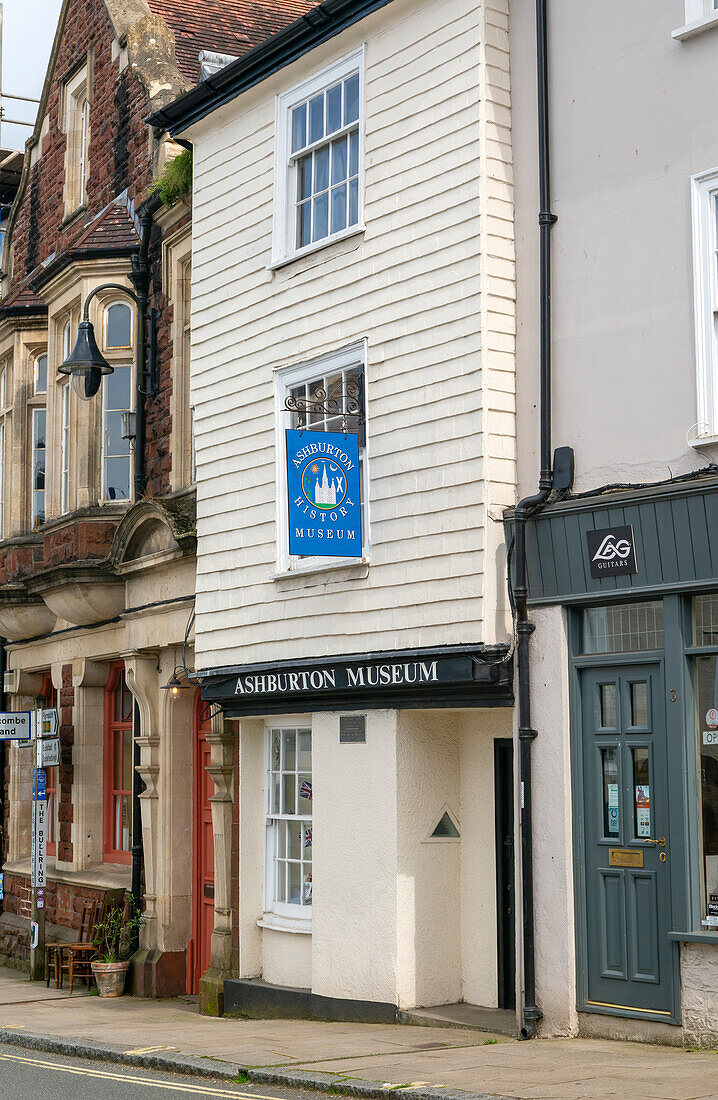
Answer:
[[160, 216, 193, 492], [61, 55, 93, 222]]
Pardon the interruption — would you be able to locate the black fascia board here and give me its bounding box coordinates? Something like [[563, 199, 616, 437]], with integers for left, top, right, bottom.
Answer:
[[147, 0, 397, 136], [0, 303, 48, 319]]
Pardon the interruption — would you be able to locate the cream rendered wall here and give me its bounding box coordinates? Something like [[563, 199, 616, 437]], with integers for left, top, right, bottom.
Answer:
[[459, 709, 512, 1007], [511, 0, 718, 496], [186, 0, 516, 672], [396, 711, 461, 1008], [524, 605, 577, 1036], [312, 710, 399, 1004]]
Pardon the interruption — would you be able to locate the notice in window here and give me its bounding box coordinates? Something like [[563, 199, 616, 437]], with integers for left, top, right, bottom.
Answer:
[[286, 428, 362, 557]]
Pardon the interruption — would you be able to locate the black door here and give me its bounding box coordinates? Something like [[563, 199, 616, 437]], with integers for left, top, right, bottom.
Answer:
[[494, 739, 515, 1010]]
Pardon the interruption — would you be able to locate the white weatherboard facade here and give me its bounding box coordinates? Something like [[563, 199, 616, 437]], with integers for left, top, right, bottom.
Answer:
[[511, 0, 718, 1044], [185, 0, 520, 1015]]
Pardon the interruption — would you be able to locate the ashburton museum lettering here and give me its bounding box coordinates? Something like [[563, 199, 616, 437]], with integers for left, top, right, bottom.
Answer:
[[236, 660, 440, 696]]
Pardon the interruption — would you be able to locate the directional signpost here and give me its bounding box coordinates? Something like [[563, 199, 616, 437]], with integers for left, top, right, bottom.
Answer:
[[29, 705, 54, 981]]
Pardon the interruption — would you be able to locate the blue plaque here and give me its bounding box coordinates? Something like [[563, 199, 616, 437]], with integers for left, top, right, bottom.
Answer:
[[286, 429, 362, 558]]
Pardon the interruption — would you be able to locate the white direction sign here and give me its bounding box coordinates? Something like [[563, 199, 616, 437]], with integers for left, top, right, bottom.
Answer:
[[38, 737, 60, 767], [41, 709, 59, 737], [0, 712, 30, 740]]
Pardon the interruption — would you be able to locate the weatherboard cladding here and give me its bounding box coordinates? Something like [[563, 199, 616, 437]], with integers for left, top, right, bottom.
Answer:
[[521, 480, 718, 604], [189, 0, 516, 668]]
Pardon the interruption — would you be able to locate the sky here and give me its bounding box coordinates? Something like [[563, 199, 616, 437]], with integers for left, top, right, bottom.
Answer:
[[2, 0, 63, 150]]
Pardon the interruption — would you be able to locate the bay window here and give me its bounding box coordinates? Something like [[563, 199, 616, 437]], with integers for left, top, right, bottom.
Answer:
[[265, 726, 312, 917], [692, 596, 718, 928]]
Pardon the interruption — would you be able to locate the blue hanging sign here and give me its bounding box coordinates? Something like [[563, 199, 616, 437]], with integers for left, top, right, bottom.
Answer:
[[286, 429, 362, 558]]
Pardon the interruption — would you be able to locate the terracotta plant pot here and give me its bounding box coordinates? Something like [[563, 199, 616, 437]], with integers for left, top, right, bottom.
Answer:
[[91, 959, 130, 998]]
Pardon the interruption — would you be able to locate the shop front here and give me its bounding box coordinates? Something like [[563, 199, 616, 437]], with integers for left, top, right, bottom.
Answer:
[[524, 477, 718, 1045], [198, 645, 516, 1022]]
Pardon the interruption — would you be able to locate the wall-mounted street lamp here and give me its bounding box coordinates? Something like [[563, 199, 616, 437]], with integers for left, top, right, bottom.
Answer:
[[58, 282, 159, 401], [57, 207, 160, 500]]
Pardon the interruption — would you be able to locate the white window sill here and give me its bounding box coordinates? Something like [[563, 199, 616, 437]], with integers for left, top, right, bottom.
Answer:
[[269, 225, 366, 272], [688, 431, 718, 450], [673, 12, 718, 39], [258, 913, 312, 934], [273, 557, 370, 582]]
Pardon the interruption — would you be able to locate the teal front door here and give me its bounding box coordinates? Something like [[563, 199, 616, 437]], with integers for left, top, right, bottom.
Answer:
[[580, 663, 675, 1017]]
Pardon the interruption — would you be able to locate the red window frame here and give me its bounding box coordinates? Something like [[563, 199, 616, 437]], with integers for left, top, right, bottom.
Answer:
[[102, 662, 133, 865], [41, 672, 57, 857]]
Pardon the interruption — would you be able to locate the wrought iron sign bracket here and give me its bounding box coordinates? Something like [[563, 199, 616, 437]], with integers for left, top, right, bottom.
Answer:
[[284, 372, 365, 444]]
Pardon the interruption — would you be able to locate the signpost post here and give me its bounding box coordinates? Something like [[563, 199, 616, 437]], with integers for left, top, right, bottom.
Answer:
[[29, 704, 48, 981]]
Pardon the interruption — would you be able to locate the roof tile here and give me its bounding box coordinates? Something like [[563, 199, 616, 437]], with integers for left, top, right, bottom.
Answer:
[[146, 0, 320, 83]]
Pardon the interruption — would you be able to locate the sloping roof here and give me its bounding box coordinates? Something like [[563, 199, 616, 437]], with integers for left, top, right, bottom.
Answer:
[[146, 0, 320, 83], [1, 273, 46, 314], [149, 0, 395, 135], [68, 201, 139, 254]]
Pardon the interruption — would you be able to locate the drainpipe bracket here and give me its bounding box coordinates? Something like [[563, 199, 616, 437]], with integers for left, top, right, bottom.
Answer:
[[538, 211, 557, 226], [518, 726, 538, 742]]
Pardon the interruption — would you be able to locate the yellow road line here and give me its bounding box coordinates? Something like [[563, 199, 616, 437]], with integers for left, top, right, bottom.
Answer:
[[125, 1046, 180, 1054], [0, 1050, 279, 1097]]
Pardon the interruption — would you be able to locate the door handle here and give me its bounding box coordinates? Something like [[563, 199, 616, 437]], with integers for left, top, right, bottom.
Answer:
[[642, 836, 666, 846]]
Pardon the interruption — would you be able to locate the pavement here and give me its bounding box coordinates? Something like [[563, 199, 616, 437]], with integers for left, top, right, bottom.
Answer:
[[0, 968, 716, 1100]]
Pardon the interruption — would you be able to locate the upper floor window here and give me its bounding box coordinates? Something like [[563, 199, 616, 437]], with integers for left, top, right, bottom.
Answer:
[[0, 356, 9, 538], [31, 407, 46, 527], [273, 49, 364, 266], [101, 300, 134, 502], [34, 353, 47, 395], [105, 302, 132, 350], [691, 168, 718, 442], [62, 61, 91, 217]]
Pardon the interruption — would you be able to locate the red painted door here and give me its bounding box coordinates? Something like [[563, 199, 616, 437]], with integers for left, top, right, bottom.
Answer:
[[189, 693, 214, 994]]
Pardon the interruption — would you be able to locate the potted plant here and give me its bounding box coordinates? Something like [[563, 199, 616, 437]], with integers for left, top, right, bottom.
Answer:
[[91, 901, 144, 997]]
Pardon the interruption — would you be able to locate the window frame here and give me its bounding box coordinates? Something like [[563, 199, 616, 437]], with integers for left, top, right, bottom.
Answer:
[[264, 723, 313, 921], [99, 297, 135, 504], [62, 61, 91, 217], [272, 47, 365, 268], [102, 662, 133, 865], [30, 406, 46, 529], [60, 381, 71, 514], [691, 166, 718, 443], [104, 301, 133, 351], [274, 341, 369, 574]]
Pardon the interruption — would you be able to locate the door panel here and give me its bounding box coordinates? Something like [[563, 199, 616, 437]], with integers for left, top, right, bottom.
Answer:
[[581, 663, 674, 1015]]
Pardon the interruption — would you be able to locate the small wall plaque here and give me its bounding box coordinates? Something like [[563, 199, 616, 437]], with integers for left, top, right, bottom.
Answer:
[[609, 848, 644, 868], [340, 715, 366, 743]]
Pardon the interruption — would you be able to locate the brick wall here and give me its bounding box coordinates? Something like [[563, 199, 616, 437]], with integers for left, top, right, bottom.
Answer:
[[11, 0, 155, 283]]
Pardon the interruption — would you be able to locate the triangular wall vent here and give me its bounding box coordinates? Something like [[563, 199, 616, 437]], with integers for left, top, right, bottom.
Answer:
[[430, 810, 460, 839]]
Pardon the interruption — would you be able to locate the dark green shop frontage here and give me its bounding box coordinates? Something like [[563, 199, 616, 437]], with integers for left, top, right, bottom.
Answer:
[[525, 476, 718, 1031]]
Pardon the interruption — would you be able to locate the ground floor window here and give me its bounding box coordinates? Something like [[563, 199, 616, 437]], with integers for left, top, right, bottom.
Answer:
[[692, 596, 718, 927], [265, 726, 312, 916], [103, 663, 133, 864]]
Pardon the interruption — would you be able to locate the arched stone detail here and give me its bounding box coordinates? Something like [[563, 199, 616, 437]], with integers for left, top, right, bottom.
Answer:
[[109, 495, 196, 570]]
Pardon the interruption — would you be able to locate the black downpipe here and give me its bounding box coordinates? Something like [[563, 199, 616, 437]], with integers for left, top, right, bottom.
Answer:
[[128, 205, 155, 929], [130, 208, 155, 501], [514, 0, 557, 1040]]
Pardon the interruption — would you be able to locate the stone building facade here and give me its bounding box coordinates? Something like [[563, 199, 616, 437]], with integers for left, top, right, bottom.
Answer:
[[0, 0, 310, 997]]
